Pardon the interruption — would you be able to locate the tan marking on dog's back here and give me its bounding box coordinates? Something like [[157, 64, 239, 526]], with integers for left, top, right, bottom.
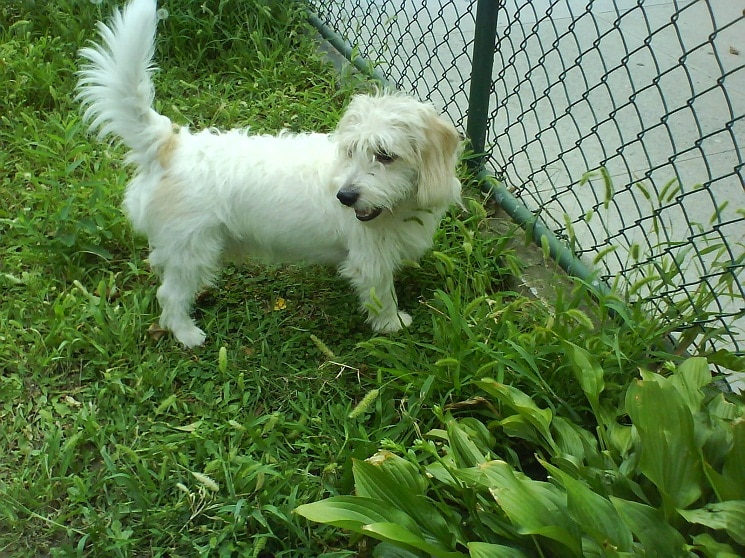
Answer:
[[151, 174, 187, 219], [156, 125, 181, 168]]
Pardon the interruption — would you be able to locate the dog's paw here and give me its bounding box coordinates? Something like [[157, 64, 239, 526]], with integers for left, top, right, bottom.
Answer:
[[371, 311, 413, 333], [396, 311, 413, 329], [174, 325, 207, 348]]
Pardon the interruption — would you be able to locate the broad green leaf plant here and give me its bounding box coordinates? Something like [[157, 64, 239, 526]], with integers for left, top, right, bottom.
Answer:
[[296, 355, 745, 557]]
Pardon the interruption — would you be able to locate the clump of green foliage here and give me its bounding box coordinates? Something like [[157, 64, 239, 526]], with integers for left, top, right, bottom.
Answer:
[[298, 355, 745, 557]]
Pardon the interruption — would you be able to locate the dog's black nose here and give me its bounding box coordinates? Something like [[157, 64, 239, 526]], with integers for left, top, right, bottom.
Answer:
[[337, 189, 359, 207]]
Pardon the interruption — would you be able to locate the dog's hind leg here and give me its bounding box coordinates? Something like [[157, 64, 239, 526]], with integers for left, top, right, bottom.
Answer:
[[156, 267, 207, 348], [150, 239, 221, 348]]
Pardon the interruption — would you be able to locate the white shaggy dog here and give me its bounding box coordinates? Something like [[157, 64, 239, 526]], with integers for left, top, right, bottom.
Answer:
[[77, 0, 462, 348]]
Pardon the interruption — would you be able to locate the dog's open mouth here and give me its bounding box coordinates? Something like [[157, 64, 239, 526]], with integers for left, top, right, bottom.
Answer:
[[355, 207, 383, 222]]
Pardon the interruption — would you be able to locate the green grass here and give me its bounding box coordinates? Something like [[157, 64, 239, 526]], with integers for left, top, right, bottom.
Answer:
[[1, 1, 741, 556]]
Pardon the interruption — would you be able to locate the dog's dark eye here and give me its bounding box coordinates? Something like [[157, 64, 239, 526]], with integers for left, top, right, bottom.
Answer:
[[375, 151, 397, 164]]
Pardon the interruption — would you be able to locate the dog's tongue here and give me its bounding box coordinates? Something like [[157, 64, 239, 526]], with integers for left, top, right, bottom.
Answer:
[[355, 207, 383, 222]]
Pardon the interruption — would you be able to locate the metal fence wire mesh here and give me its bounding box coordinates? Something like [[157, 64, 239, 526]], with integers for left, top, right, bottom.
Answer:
[[307, 0, 745, 359]]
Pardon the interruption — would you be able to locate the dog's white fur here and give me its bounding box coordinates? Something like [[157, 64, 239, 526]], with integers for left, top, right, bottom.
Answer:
[[76, 0, 462, 348]]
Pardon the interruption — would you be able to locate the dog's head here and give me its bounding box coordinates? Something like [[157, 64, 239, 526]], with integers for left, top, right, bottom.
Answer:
[[333, 93, 462, 221]]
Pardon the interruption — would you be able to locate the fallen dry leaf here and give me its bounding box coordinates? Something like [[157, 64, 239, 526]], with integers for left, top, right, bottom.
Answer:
[[147, 322, 169, 341]]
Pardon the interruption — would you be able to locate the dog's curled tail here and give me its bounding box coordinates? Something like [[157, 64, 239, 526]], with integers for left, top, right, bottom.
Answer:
[[77, 0, 171, 162]]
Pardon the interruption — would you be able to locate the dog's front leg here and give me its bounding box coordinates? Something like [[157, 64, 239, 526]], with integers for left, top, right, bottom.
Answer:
[[339, 258, 412, 333]]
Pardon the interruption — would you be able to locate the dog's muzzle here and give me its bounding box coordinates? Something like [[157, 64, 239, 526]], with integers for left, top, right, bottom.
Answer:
[[336, 189, 383, 222]]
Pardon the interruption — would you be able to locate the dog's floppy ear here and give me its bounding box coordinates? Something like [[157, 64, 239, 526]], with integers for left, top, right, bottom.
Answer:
[[416, 108, 462, 209]]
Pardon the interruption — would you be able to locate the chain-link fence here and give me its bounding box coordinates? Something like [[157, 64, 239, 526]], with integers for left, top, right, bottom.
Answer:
[[307, 0, 744, 364]]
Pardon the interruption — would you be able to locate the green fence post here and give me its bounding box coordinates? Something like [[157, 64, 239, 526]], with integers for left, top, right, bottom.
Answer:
[[465, 2, 612, 300], [466, 0, 499, 171]]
